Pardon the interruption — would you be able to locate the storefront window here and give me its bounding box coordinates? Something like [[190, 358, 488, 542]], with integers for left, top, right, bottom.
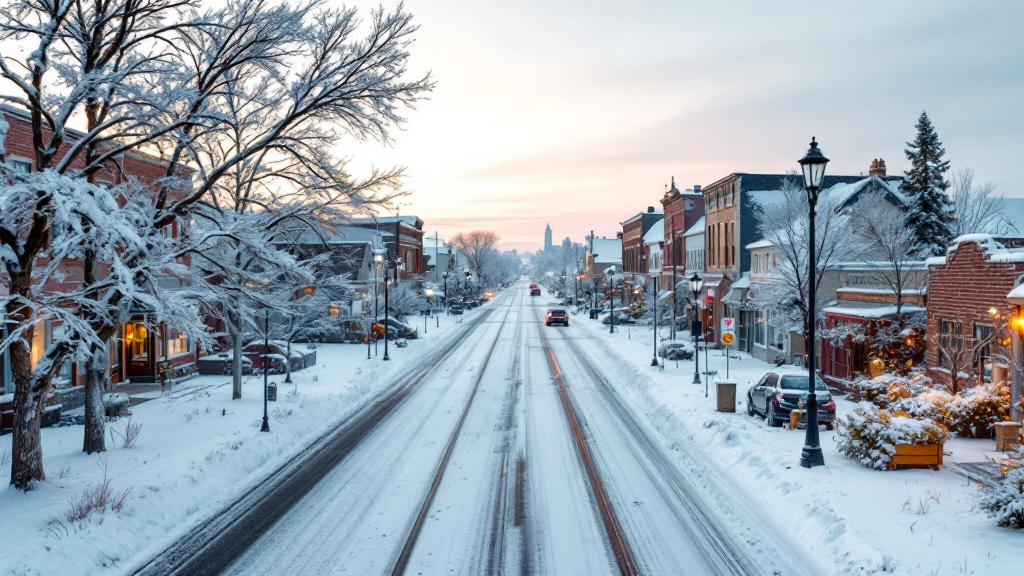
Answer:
[[974, 323, 994, 380], [754, 310, 766, 346], [167, 329, 190, 357], [937, 319, 963, 369]]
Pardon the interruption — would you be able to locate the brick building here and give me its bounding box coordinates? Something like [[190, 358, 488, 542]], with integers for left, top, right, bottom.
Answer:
[[619, 206, 663, 275], [351, 215, 425, 281], [659, 178, 704, 295], [1, 104, 195, 392], [925, 235, 1024, 392]]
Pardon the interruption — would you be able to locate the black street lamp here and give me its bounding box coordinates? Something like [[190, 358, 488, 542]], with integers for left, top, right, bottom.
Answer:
[[464, 268, 471, 299], [443, 271, 450, 315], [797, 137, 829, 469], [383, 274, 392, 361], [261, 310, 271, 432], [651, 275, 660, 366], [607, 266, 617, 334], [689, 273, 703, 385], [424, 288, 434, 333]]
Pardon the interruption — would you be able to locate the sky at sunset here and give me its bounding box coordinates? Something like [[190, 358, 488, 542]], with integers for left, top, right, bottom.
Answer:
[[347, 0, 1024, 252]]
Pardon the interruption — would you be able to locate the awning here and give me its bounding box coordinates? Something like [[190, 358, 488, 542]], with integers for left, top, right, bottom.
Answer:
[[822, 304, 926, 320], [722, 275, 751, 307]]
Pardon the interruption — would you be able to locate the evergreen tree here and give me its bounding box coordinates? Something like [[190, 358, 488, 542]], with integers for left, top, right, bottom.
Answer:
[[903, 112, 954, 256]]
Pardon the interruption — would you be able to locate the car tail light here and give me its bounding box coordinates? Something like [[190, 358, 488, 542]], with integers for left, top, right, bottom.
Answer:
[[773, 393, 784, 405], [823, 399, 836, 411]]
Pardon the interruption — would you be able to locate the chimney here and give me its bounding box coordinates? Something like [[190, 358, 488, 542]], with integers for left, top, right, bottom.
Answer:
[[868, 158, 887, 178], [616, 231, 623, 239], [693, 184, 701, 194], [647, 206, 655, 213]]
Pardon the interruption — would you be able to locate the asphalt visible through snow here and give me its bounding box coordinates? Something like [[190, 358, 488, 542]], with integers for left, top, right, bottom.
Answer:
[[142, 284, 815, 576]]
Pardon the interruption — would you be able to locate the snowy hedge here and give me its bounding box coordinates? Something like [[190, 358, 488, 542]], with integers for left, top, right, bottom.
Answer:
[[979, 448, 1024, 529], [835, 406, 950, 471]]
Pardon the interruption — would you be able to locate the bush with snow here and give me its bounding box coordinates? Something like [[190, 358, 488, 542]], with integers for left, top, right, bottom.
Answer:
[[836, 406, 950, 471], [889, 381, 1011, 438], [979, 448, 1024, 528], [657, 342, 693, 360]]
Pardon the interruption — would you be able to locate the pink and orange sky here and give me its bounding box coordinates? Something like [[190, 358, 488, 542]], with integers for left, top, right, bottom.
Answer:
[[351, 1, 1023, 252]]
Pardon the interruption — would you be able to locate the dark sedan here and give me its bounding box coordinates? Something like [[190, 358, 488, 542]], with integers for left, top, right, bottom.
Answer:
[[747, 370, 836, 430]]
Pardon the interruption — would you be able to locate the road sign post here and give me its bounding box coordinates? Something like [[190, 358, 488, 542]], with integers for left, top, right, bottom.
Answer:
[[721, 317, 736, 378]]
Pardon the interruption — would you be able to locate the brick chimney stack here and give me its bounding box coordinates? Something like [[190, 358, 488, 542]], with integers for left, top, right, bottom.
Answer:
[[868, 158, 887, 178]]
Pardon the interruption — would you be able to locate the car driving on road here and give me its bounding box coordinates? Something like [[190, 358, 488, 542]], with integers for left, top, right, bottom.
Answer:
[[545, 308, 569, 326], [530, 283, 541, 297], [746, 370, 836, 429]]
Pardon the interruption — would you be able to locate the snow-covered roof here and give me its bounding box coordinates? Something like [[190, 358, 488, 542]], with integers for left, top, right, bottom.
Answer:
[[350, 215, 423, 230], [683, 216, 705, 238], [1008, 283, 1024, 301], [837, 287, 926, 296], [745, 238, 773, 250], [590, 238, 622, 264], [643, 220, 664, 245], [935, 233, 1024, 265], [822, 304, 927, 319], [620, 210, 663, 226]]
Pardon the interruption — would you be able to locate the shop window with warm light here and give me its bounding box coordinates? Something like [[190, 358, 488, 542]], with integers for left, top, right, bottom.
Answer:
[[167, 330, 190, 357]]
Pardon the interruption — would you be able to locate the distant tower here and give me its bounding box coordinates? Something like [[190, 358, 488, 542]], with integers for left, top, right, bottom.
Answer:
[[544, 223, 553, 251]]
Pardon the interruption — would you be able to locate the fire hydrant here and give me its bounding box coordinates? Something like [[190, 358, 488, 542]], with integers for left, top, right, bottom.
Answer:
[[789, 399, 806, 430]]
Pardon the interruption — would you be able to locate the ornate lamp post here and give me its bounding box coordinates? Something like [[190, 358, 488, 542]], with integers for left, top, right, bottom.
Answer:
[[607, 266, 617, 334], [261, 310, 271, 432], [651, 274, 660, 366], [424, 288, 434, 333], [689, 273, 703, 385], [383, 273, 392, 361], [443, 271, 450, 315], [797, 137, 830, 469]]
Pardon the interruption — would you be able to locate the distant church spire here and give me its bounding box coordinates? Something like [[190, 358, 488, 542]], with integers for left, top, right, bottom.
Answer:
[[544, 223, 553, 251]]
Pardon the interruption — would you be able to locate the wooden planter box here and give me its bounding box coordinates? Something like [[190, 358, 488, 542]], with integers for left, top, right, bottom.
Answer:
[[889, 443, 943, 471]]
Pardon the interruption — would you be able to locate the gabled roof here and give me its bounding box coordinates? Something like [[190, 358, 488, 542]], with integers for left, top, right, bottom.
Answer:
[[590, 238, 622, 264], [683, 216, 705, 237], [643, 220, 664, 244]]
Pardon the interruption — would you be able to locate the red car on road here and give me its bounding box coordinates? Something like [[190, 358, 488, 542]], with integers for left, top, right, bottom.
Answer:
[[545, 309, 569, 326], [530, 283, 541, 296]]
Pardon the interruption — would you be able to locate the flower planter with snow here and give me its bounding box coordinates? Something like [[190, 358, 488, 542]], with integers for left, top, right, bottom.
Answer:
[[888, 442, 944, 471]]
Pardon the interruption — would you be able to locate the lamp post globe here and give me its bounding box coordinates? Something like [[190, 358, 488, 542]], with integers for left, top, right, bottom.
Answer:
[[797, 137, 830, 469], [689, 273, 703, 385]]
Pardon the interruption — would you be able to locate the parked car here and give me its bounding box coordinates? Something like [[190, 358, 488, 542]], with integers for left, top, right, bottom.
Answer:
[[449, 301, 465, 315], [545, 308, 570, 326], [746, 370, 836, 430], [600, 311, 635, 325], [374, 318, 418, 340]]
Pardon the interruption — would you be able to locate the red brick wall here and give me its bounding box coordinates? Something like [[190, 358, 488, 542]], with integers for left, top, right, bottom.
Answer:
[[925, 241, 1024, 379]]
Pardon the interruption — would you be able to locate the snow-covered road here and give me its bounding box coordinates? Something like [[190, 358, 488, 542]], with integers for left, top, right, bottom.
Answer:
[[221, 285, 814, 575]]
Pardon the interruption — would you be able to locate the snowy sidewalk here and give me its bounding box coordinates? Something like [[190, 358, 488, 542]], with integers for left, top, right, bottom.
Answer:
[[565, 302, 1024, 576], [0, 309, 476, 576]]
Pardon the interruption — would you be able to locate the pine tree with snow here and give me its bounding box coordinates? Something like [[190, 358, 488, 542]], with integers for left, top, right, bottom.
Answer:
[[903, 112, 954, 256]]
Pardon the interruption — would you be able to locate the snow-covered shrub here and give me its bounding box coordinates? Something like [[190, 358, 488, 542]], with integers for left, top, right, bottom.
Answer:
[[657, 342, 693, 360], [979, 448, 1024, 528], [836, 406, 950, 471], [890, 381, 1011, 438]]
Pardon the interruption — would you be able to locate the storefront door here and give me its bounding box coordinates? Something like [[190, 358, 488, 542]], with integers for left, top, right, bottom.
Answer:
[[125, 320, 155, 381]]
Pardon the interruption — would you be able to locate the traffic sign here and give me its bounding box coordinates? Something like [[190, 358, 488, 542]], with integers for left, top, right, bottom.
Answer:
[[720, 317, 736, 346]]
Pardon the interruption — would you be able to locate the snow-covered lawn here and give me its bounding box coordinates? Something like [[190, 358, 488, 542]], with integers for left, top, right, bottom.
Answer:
[[0, 312, 471, 576], [568, 304, 1024, 576]]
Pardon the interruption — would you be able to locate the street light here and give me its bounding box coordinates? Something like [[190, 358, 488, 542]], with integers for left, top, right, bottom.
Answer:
[[261, 310, 271, 432], [424, 288, 434, 333], [383, 274, 393, 361], [464, 268, 471, 299], [797, 137, 829, 469], [689, 273, 703, 386], [443, 271, 450, 315], [606, 266, 617, 334]]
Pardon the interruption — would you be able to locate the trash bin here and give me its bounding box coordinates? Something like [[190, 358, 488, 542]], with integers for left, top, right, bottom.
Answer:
[[714, 379, 736, 413], [267, 382, 277, 402]]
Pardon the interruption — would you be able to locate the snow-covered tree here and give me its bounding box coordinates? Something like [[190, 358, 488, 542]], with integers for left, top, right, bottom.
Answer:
[[903, 112, 954, 256], [450, 231, 500, 280], [848, 191, 919, 327], [751, 178, 863, 348], [948, 168, 1016, 236], [1, 0, 431, 487]]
